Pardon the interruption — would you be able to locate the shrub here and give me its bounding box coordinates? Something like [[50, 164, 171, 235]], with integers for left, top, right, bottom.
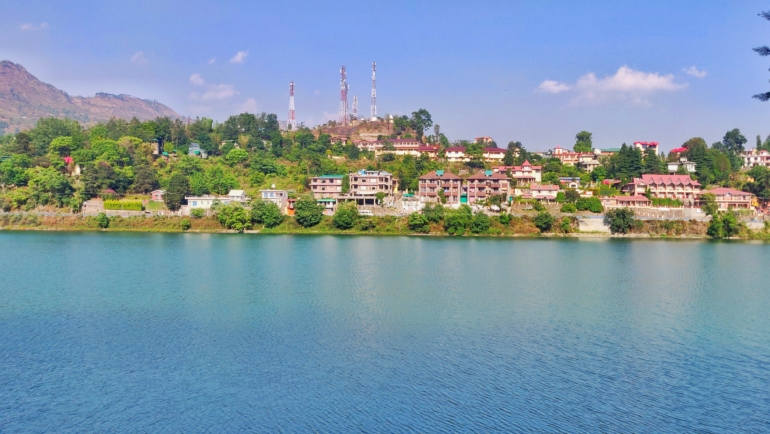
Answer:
[[216, 203, 252, 232], [498, 212, 512, 225], [533, 211, 554, 232], [576, 197, 603, 213], [191, 208, 205, 219], [332, 202, 359, 230], [532, 201, 546, 212], [181, 218, 191, 231], [355, 219, 375, 231], [560, 203, 577, 213], [444, 205, 472, 236], [294, 196, 324, 228], [560, 217, 572, 233], [605, 208, 635, 234], [565, 189, 580, 203], [251, 200, 285, 228], [422, 203, 445, 223], [96, 212, 110, 228], [555, 192, 565, 203], [470, 212, 491, 234], [103, 200, 143, 211], [408, 212, 430, 233]]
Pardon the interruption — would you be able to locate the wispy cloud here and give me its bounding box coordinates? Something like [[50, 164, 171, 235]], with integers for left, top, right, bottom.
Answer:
[[131, 51, 148, 65], [537, 66, 687, 105], [229, 50, 248, 64], [208, 58, 216, 65], [20, 22, 48, 31], [190, 83, 237, 101], [683, 66, 707, 78], [537, 80, 571, 94], [189, 73, 205, 86], [236, 98, 258, 113]]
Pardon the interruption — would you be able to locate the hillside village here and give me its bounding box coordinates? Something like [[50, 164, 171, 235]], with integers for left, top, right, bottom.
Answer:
[[1, 109, 770, 237]]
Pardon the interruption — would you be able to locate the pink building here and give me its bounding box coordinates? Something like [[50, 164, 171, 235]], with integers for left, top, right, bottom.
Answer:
[[701, 188, 755, 210], [150, 189, 165, 202], [741, 149, 770, 168], [418, 170, 463, 204], [464, 171, 511, 203], [621, 174, 701, 203], [492, 160, 542, 184], [523, 184, 560, 201], [601, 195, 652, 208]]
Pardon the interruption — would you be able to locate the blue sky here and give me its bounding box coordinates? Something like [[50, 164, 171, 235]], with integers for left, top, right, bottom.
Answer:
[[2, 0, 770, 152]]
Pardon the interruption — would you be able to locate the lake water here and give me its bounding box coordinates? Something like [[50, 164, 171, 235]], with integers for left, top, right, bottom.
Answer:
[[1, 233, 769, 432]]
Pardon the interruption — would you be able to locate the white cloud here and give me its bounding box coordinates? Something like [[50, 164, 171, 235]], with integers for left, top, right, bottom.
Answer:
[[189, 73, 205, 86], [538, 66, 687, 105], [131, 51, 148, 65], [683, 66, 707, 78], [537, 80, 571, 94], [190, 83, 237, 101], [229, 50, 248, 64], [236, 98, 258, 113], [20, 22, 48, 31], [208, 58, 216, 65]]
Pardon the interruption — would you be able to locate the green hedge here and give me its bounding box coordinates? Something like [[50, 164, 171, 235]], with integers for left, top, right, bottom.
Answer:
[[651, 198, 683, 207], [104, 200, 144, 211]]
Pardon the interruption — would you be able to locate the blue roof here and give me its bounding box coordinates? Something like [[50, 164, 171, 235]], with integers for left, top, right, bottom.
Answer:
[[436, 170, 444, 176], [485, 170, 493, 176], [318, 174, 344, 179]]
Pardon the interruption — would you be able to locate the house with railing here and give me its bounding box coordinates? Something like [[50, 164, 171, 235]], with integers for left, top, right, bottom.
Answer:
[[741, 149, 770, 168], [492, 160, 542, 185], [310, 175, 344, 199], [701, 188, 755, 210], [417, 170, 463, 204], [621, 174, 701, 205], [464, 170, 511, 203]]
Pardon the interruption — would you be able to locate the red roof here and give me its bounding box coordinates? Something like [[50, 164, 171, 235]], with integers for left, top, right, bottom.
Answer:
[[466, 171, 508, 180], [444, 147, 466, 152], [419, 170, 461, 180], [670, 147, 687, 153], [704, 188, 754, 197], [483, 147, 505, 153], [634, 141, 659, 147], [529, 184, 559, 191], [614, 195, 651, 203], [63, 156, 74, 164], [634, 174, 701, 187]]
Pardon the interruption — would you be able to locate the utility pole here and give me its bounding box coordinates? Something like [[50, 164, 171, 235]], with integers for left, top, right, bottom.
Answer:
[[288, 81, 296, 130], [339, 66, 348, 125], [370, 61, 377, 120]]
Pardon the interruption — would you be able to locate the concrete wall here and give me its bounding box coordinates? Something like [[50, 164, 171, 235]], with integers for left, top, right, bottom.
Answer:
[[578, 217, 610, 233]]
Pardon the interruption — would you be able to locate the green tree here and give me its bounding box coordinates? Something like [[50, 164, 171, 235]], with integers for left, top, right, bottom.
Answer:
[[533, 211, 554, 232], [332, 202, 359, 230], [707, 214, 724, 238], [294, 196, 324, 227], [470, 212, 491, 234], [565, 189, 580, 203], [560, 203, 577, 213], [164, 173, 189, 211], [721, 211, 741, 237], [410, 109, 433, 141], [503, 141, 520, 166], [132, 165, 158, 193], [422, 203, 445, 222], [191, 208, 205, 219], [341, 174, 350, 194], [181, 218, 192, 231], [408, 212, 430, 233], [375, 191, 386, 206], [225, 148, 249, 165], [701, 193, 719, 216], [216, 203, 252, 232], [754, 12, 770, 101], [591, 166, 607, 182], [95, 212, 110, 229], [48, 136, 74, 157], [251, 200, 284, 228], [555, 192, 566, 203], [574, 131, 593, 153], [205, 166, 238, 194], [444, 204, 472, 235], [27, 167, 74, 206], [605, 208, 636, 234]]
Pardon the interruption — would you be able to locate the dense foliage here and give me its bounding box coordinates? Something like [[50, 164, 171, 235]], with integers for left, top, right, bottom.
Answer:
[[605, 208, 636, 234]]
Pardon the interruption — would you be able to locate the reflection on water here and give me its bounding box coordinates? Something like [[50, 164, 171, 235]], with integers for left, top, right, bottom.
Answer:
[[1, 233, 769, 431]]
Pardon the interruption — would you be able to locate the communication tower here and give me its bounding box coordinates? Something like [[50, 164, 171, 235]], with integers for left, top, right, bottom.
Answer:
[[352, 95, 358, 120], [339, 66, 348, 125], [288, 81, 296, 130], [370, 62, 377, 120]]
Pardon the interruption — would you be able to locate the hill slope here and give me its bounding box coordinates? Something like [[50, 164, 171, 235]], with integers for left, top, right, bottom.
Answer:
[[0, 60, 180, 132]]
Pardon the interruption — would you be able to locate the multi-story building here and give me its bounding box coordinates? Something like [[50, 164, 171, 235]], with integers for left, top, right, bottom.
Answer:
[[492, 160, 542, 184], [259, 188, 289, 211], [521, 184, 560, 200], [578, 153, 600, 172], [417, 170, 463, 204], [667, 157, 697, 174], [310, 174, 344, 199], [444, 147, 469, 162], [549, 146, 581, 166], [741, 149, 770, 168], [634, 141, 660, 154], [464, 171, 511, 204], [701, 188, 755, 210], [621, 174, 701, 203], [349, 170, 396, 197], [482, 147, 505, 163]]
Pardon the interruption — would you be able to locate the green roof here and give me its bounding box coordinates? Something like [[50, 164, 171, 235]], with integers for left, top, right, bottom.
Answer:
[[317, 198, 337, 202], [318, 174, 344, 179], [599, 148, 620, 152], [403, 193, 414, 197], [162, 152, 169, 156]]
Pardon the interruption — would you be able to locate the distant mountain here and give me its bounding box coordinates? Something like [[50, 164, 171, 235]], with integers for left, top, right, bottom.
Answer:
[[0, 60, 180, 133]]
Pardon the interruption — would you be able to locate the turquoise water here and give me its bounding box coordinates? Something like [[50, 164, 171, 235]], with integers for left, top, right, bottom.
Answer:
[[1, 233, 769, 432]]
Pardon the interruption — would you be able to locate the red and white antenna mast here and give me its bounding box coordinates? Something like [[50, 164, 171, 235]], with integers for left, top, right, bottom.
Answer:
[[288, 81, 296, 130], [339, 66, 348, 125], [352, 95, 358, 120], [370, 61, 377, 120]]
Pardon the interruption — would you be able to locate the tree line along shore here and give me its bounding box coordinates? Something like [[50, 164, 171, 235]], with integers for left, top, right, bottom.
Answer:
[[1, 111, 769, 240]]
